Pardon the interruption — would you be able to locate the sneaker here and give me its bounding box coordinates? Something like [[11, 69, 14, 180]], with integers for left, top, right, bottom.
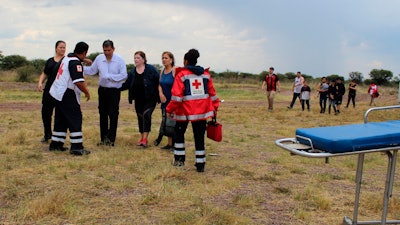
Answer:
[[140, 138, 148, 147], [173, 160, 185, 167], [137, 138, 143, 146], [287, 106, 292, 109], [70, 149, 91, 156], [49, 146, 68, 151], [160, 144, 172, 150]]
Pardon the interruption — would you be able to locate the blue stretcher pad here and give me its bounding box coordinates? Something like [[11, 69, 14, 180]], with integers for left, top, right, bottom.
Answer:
[[296, 120, 400, 153]]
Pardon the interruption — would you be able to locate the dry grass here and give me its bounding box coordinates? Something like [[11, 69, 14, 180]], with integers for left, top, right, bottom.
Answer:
[[0, 75, 399, 224]]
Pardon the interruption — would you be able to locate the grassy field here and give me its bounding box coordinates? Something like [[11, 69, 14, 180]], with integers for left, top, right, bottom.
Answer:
[[0, 72, 399, 224]]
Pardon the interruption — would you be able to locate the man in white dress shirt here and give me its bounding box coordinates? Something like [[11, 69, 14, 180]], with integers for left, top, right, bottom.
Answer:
[[84, 40, 127, 146]]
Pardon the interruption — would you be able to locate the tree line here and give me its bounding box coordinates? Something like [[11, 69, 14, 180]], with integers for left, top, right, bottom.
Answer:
[[0, 51, 398, 86]]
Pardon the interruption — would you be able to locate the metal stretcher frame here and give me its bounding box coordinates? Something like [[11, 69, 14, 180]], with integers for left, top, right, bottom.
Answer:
[[275, 105, 400, 225]]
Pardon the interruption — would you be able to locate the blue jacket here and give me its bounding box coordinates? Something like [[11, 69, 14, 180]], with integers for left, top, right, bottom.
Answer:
[[120, 64, 160, 104]]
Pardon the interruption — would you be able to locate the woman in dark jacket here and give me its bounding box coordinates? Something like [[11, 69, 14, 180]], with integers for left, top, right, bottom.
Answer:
[[121, 51, 159, 147]]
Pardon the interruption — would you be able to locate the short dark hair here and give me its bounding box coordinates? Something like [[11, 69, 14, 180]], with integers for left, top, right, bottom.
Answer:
[[184, 49, 200, 66], [269, 67, 274, 71], [103, 39, 114, 48], [74, 42, 89, 54]]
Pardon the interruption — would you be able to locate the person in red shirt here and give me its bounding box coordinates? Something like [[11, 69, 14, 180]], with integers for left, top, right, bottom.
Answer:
[[368, 83, 379, 106], [261, 67, 280, 111], [166, 49, 220, 172]]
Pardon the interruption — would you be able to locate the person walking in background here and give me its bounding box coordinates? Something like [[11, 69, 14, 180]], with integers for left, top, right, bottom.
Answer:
[[84, 40, 127, 147], [288, 71, 304, 109], [345, 79, 357, 108], [317, 77, 329, 113], [368, 83, 379, 106], [261, 67, 280, 112], [37, 40, 66, 143], [120, 51, 160, 147], [49, 42, 91, 156], [335, 77, 345, 114], [300, 80, 311, 111], [153, 51, 175, 150], [328, 79, 337, 115], [166, 49, 220, 172]]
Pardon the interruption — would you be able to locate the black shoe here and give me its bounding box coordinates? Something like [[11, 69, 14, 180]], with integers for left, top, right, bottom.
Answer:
[[153, 137, 162, 146], [160, 144, 172, 150], [41, 136, 51, 143], [195, 163, 205, 172], [98, 138, 114, 147], [173, 160, 185, 167], [49, 146, 68, 151], [70, 149, 91, 156]]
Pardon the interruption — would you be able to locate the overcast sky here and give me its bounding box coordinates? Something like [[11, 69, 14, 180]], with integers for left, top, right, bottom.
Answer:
[[1, 0, 400, 78]]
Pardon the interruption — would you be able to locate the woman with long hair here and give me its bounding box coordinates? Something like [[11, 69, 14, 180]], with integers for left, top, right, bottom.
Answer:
[[154, 51, 176, 150], [37, 40, 66, 143]]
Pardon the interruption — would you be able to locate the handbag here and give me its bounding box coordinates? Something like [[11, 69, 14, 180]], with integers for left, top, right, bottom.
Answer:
[[164, 117, 176, 137], [207, 116, 222, 142]]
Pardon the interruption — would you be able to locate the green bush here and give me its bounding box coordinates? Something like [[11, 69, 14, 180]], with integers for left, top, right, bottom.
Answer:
[[16, 65, 36, 82]]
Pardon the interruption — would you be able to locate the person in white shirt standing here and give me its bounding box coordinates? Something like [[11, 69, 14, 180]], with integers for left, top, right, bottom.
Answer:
[[288, 71, 304, 109], [84, 40, 127, 147]]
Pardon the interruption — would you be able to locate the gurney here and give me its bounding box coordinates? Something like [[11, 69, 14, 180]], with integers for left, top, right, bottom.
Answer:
[[275, 105, 400, 225]]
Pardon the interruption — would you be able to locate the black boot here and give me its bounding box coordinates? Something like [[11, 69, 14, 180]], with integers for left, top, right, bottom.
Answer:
[[195, 163, 205, 172], [153, 135, 163, 146], [173, 155, 185, 167]]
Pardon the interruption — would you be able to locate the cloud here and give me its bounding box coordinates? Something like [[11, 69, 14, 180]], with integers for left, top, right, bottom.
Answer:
[[1, 0, 400, 77], [368, 60, 384, 69]]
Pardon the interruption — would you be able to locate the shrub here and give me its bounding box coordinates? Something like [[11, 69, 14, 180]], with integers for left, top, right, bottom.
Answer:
[[16, 65, 36, 82]]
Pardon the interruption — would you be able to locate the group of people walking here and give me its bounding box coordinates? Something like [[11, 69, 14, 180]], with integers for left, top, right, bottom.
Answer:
[[37, 40, 220, 172], [261, 67, 380, 113]]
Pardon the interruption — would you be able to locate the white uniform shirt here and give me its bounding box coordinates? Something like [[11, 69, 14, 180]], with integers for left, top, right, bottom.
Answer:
[[50, 56, 85, 104], [84, 53, 127, 88]]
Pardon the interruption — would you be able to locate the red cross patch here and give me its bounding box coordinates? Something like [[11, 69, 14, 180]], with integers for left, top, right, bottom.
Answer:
[[56, 62, 64, 79], [76, 65, 82, 72], [189, 78, 204, 95]]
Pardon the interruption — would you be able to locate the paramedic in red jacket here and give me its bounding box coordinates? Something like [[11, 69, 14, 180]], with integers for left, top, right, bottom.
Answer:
[[166, 49, 220, 172]]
